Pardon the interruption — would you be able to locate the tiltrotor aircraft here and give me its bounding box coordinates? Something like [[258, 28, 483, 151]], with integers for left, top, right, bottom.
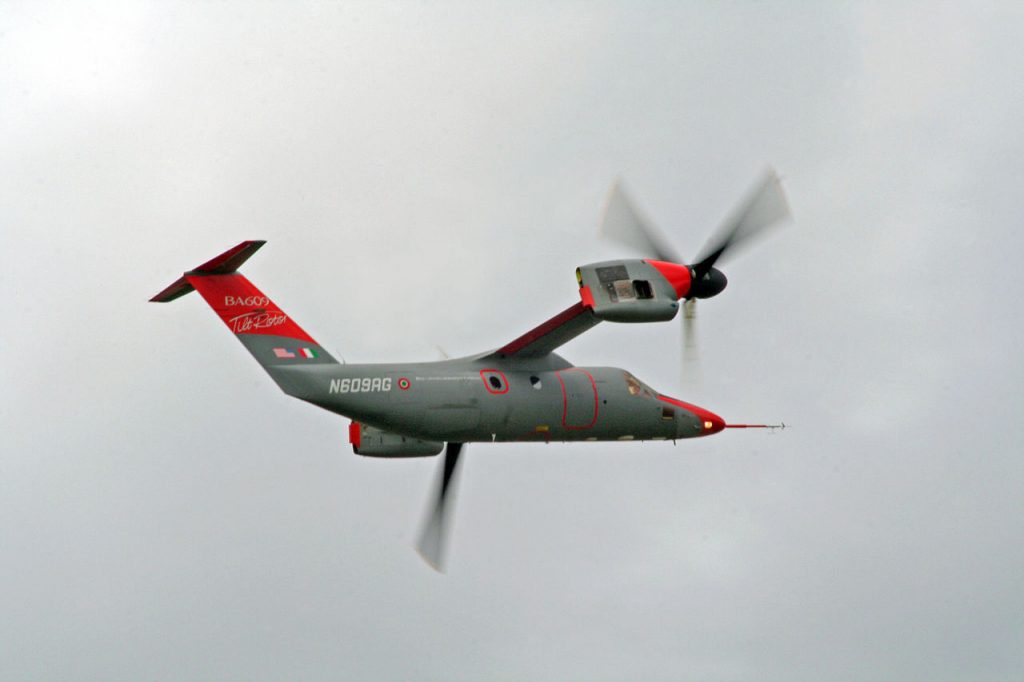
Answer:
[[151, 170, 790, 570]]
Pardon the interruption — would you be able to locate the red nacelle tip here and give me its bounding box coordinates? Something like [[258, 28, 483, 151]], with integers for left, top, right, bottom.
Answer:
[[646, 260, 692, 299]]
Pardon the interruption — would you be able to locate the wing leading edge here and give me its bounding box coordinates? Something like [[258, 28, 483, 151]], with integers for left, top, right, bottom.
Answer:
[[488, 301, 601, 359]]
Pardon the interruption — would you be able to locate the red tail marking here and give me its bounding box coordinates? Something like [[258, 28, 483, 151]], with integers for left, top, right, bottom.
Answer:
[[187, 274, 317, 343]]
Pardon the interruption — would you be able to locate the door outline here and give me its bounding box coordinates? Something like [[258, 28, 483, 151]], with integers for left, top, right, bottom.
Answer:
[[556, 368, 598, 429]]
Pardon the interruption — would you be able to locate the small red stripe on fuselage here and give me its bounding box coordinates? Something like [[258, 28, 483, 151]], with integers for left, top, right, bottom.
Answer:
[[497, 302, 586, 356], [349, 421, 362, 449]]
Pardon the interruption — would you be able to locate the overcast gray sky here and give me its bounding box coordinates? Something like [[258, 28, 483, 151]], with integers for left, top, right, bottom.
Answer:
[[3, 2, 1023, 680]]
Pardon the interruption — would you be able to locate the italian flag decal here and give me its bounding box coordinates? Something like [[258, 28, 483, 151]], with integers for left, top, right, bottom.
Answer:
[[273, 347, 318, 359]]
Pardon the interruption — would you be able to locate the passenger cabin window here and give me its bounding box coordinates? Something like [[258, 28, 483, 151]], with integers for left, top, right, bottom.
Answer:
[[480, 369, 509, 394]]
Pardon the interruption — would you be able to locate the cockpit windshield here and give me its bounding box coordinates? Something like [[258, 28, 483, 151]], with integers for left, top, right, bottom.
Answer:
[[622, 371, 655, 398]]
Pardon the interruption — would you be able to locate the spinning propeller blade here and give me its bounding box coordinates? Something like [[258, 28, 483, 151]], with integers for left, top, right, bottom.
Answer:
[[599, 180, 683, 264], [691, 168, 791, 278], [416, 442, 464, 572], [598, 169, 791, 384]]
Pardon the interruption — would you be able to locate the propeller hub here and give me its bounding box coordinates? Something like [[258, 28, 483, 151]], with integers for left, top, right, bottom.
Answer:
[[687, 267, 728, 299]]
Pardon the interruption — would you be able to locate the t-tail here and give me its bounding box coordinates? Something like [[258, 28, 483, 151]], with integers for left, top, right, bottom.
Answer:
[[150, 241, 337, 395]]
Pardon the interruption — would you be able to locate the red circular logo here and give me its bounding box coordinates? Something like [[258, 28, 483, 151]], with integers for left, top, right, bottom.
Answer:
[[398, 377, 411, 391]]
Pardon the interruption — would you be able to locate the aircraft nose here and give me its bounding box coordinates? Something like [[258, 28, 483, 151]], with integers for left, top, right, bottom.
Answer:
[[659, 395, 726, 437], [696, 409, 725, 436], [684, 401, 724, 436]]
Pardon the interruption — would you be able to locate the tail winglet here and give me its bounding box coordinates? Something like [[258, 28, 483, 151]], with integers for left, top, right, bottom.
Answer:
[[149, 240, 266, 302]]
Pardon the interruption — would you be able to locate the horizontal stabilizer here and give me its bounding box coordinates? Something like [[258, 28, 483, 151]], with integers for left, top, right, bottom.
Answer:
[[148, 277, 194, 303], [149, 240, 266, 302]]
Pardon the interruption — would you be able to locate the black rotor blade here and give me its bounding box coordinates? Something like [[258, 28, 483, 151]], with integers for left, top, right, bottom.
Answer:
[[416, 442, 464, 572], [692, 168, 790, 277], [599, 180, 684, 264]]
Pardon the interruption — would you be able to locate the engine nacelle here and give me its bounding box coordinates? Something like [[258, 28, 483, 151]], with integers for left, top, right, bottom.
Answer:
[[349, 422, 444, 458], [576, 259, 691, 322]]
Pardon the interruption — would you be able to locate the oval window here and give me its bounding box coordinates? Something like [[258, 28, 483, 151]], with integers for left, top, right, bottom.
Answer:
[[480, 369, 509, 394]]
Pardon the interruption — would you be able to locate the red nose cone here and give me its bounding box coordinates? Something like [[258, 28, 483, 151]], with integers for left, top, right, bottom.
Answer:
[[658, 395, 726, 436], [646, 260, 692, 298], [686, 403, 725, 435], [700, 410, 726, 435]]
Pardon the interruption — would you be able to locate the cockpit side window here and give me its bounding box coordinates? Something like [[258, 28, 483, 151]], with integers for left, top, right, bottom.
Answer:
[[623, 371, 655, 398]]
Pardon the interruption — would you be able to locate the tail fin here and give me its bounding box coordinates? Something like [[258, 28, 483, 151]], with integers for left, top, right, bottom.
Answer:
[[150, 241, 337, 393]]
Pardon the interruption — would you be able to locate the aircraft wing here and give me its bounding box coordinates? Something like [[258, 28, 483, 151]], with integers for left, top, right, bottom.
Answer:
[[488, 301, 601, 359]]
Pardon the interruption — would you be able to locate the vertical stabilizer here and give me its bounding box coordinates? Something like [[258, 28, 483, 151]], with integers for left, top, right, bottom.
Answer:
[[150, 241, 337, 394]]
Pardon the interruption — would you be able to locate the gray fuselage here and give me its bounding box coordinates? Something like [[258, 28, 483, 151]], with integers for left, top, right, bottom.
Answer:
[[267, 353, 710, 443]]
